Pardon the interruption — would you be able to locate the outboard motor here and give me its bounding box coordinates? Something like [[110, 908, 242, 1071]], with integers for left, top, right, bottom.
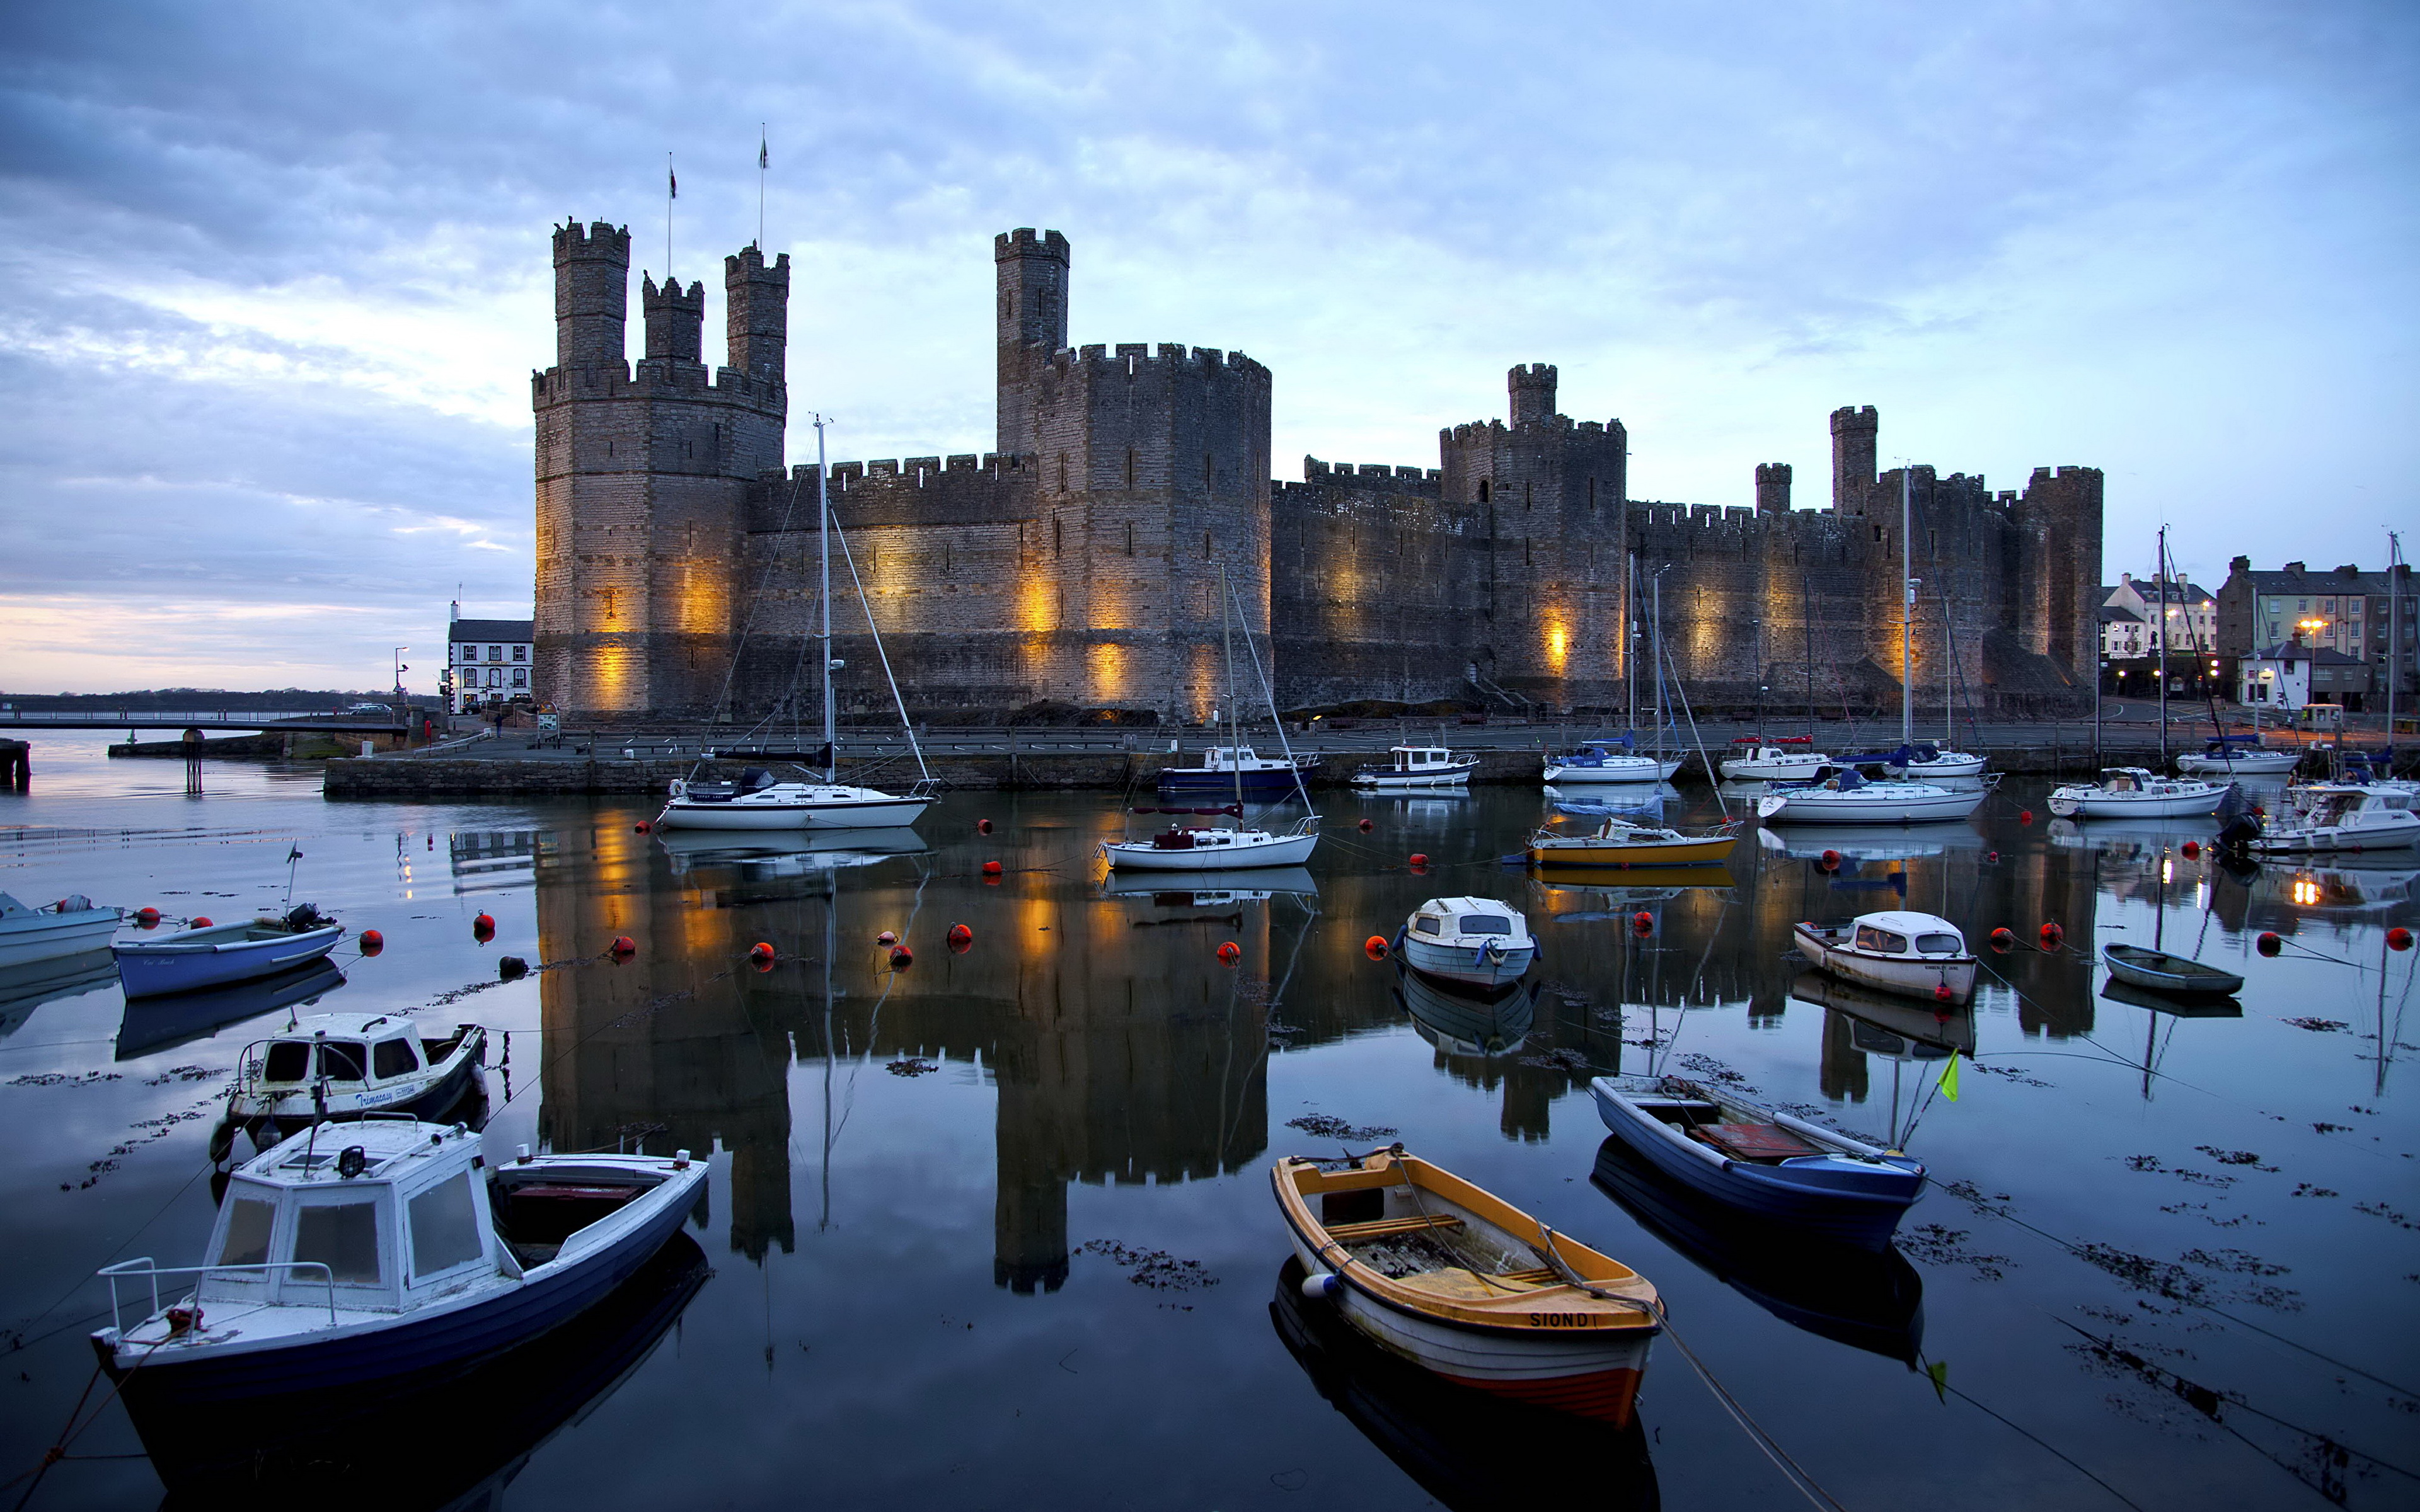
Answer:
[[2213, 784, 2262, 852]]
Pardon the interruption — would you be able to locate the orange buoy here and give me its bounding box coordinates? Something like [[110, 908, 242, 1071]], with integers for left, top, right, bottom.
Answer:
[[977, 818, 993, 835], [1364, 935, 1390, 961], [947, 923, 973, 947], [2180, 839, 2200, 859], [359, 929, 384, 956], [1819, 849, 1841, 870], [635, 820, 651, 833], [2038, 921, 2063, 948], [2019, 809, 2035, 825], [981, 860, 1003, 877], [877, 930, 898, 946], [889, 945, 913, 968], [2256, 931, 2283, 957], [609, 935, 636, 957], [749, 941, 775, 963], [191, 916, 213, 928], [135, 906, 160, 927], [1631, 910, 1654, 935], [1357, 818, 1373, 833], [1988, 927, 2015, 953], [2388, 927, 2412, 952], [1216, 941, 1241, 965], [1408, 852, 1429, 869], [1933, 981, 1954, 1004]]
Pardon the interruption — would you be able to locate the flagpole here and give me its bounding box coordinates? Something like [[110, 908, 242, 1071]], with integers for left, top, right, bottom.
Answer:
[[666, 152, 675, 279], [758, 125, 768, 248]]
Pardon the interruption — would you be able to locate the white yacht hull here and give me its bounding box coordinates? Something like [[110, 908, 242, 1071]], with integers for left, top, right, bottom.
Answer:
[[1893, 752, 1988, 779], [2249, 815, 2420, 854], [655, 791, 931, 830], [1541, 757, 1683, 784], [1353, 768, 1478, 790], [2177, 752, 2300, 776], [0, 907, 122, 969], [1757, 784, 1984, 825], [2046, 786, 2223, 819], [1099, 832, 1320, 871], [1720, 753, 1831, 781]]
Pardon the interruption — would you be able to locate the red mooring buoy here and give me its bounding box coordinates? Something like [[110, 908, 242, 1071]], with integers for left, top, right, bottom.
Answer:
[[1217, 941, 1242, 965], [1933, 981, 1954, 1004], [191, 916, 213, 929], [1989, 927, 2015, 953], [2180, 839, 2200, 858], [890, 945, 913, 969], [749, 942, 775, 963], [2388, 927, 2413, 953], [1409, 852, 1429, 869], [2256, 931, 2283, 957], [977, 818, 993, 835], [1632, 910, 1654, 935], [609, 935, 636, 957], [947, 923, 973, 948], [1819, 849, 1841, 869], [2019, 809, 2035, 825], [1364, 936, 1390, 961], [2038, 921, 2063, 948], [981, 860, 1003, 878], [359, 929, 384, 956], [635, 820, 651, 833], [1357, 818, 1373, 832], [135, 907, 160, 928]]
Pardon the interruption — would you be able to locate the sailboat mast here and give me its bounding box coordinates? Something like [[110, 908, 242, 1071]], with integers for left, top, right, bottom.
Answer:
[[1221, 565, 1242, 813], [2390, 530, 2405, 767], [1901, 464, 1914, 747], [1625, 549, 1637, 733], [818, 418, 836, 782], [1651, 572, 1666, 764], [2157, 525, 2170, 770]]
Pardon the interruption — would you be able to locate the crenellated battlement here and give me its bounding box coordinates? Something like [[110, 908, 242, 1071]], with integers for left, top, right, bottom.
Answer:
[[1046, 342, 1270, 381], [995, 227, 1071, 261], [1296, 457, 1442, 495], [640, 273, 705, 364]]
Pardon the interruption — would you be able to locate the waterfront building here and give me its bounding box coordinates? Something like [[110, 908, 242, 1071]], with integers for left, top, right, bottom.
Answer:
[[2218, 558, 2418, 703], [446, 602, 535, 713]]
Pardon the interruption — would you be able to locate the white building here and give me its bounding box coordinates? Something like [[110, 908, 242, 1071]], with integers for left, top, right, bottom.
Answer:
[[2102, 573, 2217, 657], [445, 605, 535, 714], [2238, 644, 2370, 711]]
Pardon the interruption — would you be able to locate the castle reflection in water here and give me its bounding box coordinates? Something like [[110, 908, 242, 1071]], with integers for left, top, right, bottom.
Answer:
[[482, 791, 2375, 1286]]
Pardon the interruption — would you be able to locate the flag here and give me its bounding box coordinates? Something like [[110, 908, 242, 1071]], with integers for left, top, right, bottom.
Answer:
[[1925, 1360, 1950, 1404], [759, 135, 768, 170], [1939, 1051, 1961, 1102], [287, 846, 303, 862], [668, 164, 677, 199]]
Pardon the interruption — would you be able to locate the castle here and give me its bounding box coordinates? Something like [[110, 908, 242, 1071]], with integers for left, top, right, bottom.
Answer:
[[533, 222, 2102, 721]]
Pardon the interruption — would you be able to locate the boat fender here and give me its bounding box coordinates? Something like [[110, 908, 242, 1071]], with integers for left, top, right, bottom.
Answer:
[[1300, 1271, 1341, 1300], [1988, 927, 2015, 952], [674, 1149, 691, 1170], [1933, 981, 1954, 1004], [517, 1143, 533, 1164], [2256, 931, 2282, 957], [2389, 927, 2412, 953], [877, 930, 899, 946], [1364, 935, 1389, 961], [1819, 849, 1841, 871], [191, 916, 212, 928]]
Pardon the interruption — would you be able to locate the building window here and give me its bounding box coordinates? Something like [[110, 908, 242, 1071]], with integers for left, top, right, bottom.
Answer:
[[486, 668, 502, 688], [488, 646, 502, 661], [514, 645, 526, 662], [512, 668, 527, 688], [1478, 479, 1490, 504]]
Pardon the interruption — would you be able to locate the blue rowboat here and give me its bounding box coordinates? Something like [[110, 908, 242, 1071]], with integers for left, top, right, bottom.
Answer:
[[114, 914, 344, 998], [1589, 1075, 1925, 1251], [92, 1120, 706, 1424], [114, 958, 349, 1062]]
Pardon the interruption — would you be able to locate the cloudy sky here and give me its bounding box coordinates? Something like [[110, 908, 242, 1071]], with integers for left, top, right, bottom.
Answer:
[[2, 0, 2412, 694]]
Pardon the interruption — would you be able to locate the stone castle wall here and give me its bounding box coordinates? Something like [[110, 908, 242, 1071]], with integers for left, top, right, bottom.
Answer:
[[534, 220, 2100, 721]]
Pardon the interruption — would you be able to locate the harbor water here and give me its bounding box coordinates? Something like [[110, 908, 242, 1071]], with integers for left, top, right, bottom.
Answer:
[[1, 733, 2414, 1509]]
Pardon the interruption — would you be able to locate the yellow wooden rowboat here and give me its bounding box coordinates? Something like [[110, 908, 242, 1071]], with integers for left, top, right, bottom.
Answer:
[[1528, 816, 1740, 869], [1272, 1147, 1660, 1423]]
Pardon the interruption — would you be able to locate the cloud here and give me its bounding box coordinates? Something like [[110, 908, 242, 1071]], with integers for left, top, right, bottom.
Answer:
[[1, 0, 2413, 689]]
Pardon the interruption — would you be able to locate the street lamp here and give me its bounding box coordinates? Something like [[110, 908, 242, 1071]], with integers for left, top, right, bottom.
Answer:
[[393, 647, 410, 700]]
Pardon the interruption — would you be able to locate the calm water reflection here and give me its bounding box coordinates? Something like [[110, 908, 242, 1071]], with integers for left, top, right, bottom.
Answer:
[[0, 734, 2414, 1509]]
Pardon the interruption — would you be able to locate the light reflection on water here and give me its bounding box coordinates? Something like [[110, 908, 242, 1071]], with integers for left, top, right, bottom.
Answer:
[[0, 731, 2414, 1509]]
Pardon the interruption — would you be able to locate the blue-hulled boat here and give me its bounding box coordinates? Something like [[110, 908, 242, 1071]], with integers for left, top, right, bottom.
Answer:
[[1589, 1075, 1925, 1251], [1156, 745, 1320, 795], [93, 1120, 705, 1423], [114, 909, 344, 998], [114, 957, 348, 1062]]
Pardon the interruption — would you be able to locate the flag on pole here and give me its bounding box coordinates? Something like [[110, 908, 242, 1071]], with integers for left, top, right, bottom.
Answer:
[[1939, 1051, 1961, 1102], [1925, 1359, 1950, 1404], [668, 164, 677, 198], [759, 135, 768, 170]]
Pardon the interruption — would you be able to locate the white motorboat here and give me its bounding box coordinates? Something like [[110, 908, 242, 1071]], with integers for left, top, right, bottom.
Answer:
[[655, 769, 935, 831], [2175, 738, 2300, 777], [1354, 746, 1480, 789], [115, 910, 345, 999], [0, 892, 122, 970], [1756, 769, 1988, 825], [1720, 740, 1831, 782], [224, 1012, 488, 1135], [1102, 815, 1321, 872], [1793, 910, 1978, 1004], [2046, 767, 2227, 820], [92, 1121, 705, 1448], [2250, 782, 2420, 855], [1541, 738, 1682, 784], [1395, 897, 1537, 988]]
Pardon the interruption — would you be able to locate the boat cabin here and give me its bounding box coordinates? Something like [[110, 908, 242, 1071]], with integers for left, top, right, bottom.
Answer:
[[1150, 825, 1257, 850], [2096, 767, 2156, 792], [196, 1121, 686, 1315], [1843, 911, 1968, 960], [1385, 747, 1460, 772], [1409, 897, 1527, 944], [241, 1013, 473, 1102], [2299, 786, 2417, 828]]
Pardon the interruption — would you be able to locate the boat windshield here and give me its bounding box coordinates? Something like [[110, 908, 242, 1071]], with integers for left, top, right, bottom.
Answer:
[[1915, 932, 1964, 955], [1458, 914, 1514, 936], [214, 1187, 278, 1268], [263, 1041, 311, 1082], [319, 1041, 369, 1082], [1414, 915, 1442, 934], [1855, 925, 1910, 953]]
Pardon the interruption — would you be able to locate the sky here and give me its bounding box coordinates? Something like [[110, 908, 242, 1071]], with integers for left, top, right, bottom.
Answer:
[[1, 0, 2413, 694]]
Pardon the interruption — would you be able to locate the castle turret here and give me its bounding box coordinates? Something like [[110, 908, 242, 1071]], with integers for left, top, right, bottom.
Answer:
[[995, 228, 1070, 458], [1829, 404, 1877, 514], [724, 244, 789, 382], [553, 220, 630, 372], [1754, 462, 1792, 513], [641, 274, 704, 364], [1509, 364, 1557, 427]]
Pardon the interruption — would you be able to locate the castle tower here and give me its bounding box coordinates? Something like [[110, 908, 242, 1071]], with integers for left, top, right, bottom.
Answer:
[[642, 273, 703, 362], [533, 220, 788, 718], [725, 244, 789, 381], [1438, 370, 1629, 711], [996, 228, 1070, 459], [1509, 363, 1557, 427], [2016, 465, 2105, 681], [1829, 404, 1877, 514], [1754, 462, 1792, 513]]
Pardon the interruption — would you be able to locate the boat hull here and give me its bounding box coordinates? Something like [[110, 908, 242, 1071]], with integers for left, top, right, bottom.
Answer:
[[1758, 786, 1985, 825], [2247, 816, 2420, 854], [1720, 754, 1829, 781], [1893, 753, 1987, 778], [1589, 1080, 1922, 1251], [654, 794, 931, 830], [2177, 752, 2300, 776], [1100, 832, 1319, 871], [1541, 757, 1683, 784], [1354, 766, 1479, 790], [114, 959, 348, 1062], [0, 907, 122, 969], [2102, 944, 2246, 997], [1157, 765, 1312, 794], [99, 1162, 705, 1412], [114, 925, 344, 999], [1793, 924, 1978, 1003], [228, 1038, 486, 1129], [2046, 786, 2224, 819], [1398, 936, 1536, 988]]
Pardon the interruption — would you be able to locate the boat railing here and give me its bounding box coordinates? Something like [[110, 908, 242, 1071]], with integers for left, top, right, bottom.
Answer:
[[98, 1257, 338, 1334]]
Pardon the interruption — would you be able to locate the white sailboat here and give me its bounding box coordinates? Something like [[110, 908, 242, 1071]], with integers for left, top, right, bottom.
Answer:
[[1102, 568, 1319, 873], [656, 419, 938, 832]]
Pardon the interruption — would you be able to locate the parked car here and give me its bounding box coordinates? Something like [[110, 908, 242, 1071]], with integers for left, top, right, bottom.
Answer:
[[344, 702, 392, 716]]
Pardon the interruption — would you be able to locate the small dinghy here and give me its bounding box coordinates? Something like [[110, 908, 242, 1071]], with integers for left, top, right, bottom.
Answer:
[[0, 891, 122, 970], [1395, 897, 1537, 988], [223, 1012, 487, 1140], [93, 1120, 706, 1431], [1274, 1146, 1661, 1423], [1590, 1075, 1926, 1251], [114, 906, 344, 999], [116, 958, 347, 1063], [2102, 944, 2245, 999], [1793, 910, 1978, 1005]]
